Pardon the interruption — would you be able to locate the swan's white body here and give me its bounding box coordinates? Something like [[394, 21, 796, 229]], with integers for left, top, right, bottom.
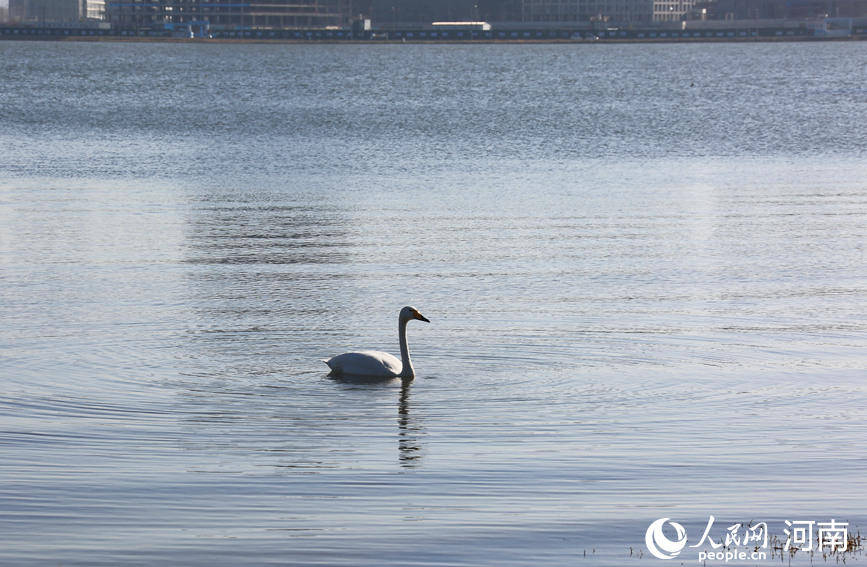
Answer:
[[325, 306, 429, 379], [326, 350, 404, 377]]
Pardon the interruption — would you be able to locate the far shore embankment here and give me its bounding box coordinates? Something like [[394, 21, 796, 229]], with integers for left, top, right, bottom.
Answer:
[[2, 22, 864, 44]]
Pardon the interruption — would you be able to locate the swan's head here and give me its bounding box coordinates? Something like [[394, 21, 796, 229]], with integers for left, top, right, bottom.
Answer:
[[400, 306, 430, 323]]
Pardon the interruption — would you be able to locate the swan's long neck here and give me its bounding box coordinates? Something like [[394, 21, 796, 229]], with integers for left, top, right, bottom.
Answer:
[[398, 316, 414, 379]]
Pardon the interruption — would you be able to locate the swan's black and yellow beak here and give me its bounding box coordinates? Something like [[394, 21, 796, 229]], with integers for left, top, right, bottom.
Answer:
[[415, 312, 430, 323]]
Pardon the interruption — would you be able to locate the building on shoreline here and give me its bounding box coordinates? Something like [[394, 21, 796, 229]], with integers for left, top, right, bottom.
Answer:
[[368, 0, 867, 25], [370, 0, 701, 26], [688, 0, 867, 19], [106, 0, 351, 30], [8, 0, 104, 23], [5, 0, 865, 29], [520, 0, 654, 24], [653, 0, 696, 22]]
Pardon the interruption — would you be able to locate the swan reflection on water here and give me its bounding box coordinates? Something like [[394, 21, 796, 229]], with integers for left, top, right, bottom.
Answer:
[[397, 379, 422, 467], [328, 374, 423, 468]]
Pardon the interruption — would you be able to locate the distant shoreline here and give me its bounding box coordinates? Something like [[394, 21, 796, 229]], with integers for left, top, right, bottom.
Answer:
[[3, 22, 865, 44], [1, 35, 863, 44]]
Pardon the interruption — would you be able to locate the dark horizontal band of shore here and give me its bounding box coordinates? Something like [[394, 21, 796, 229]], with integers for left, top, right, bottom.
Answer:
[[2, 25, 865, 43]]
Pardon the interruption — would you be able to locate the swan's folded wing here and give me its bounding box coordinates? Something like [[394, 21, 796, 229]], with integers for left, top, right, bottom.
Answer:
[[325, 350, 402, 377]]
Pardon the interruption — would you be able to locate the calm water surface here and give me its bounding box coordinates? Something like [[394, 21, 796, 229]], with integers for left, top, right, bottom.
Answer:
[[1, 41, 866, 566]]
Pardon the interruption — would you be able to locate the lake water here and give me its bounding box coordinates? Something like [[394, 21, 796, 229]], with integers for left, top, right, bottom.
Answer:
[[0, 40, 865, 566]]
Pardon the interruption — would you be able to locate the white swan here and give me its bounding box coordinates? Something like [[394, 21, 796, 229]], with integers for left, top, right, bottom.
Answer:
[[325, 306, 430, 379]]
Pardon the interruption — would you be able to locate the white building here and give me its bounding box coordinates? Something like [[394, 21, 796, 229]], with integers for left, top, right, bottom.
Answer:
[[652, 0, 694, 21], [83, 0, 104, 19]]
